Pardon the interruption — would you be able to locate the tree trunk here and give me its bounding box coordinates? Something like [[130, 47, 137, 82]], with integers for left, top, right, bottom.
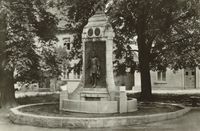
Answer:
[[139, 58, 152, 100], [0, 68, 17, 108], [138, 42, 152, 100], [0, 6, 17, 108], [137, 18, 152, 100]]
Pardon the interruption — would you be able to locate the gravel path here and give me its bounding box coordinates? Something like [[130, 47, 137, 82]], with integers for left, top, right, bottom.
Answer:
[[0, 109, 200, 131]]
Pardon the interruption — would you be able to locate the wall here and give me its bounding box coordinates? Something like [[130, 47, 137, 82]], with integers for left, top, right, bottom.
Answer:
[[115, 68, 200, 90], [120, 69, 185, 91], [151, 69, 184, 90], [196, 68, 200, 89]]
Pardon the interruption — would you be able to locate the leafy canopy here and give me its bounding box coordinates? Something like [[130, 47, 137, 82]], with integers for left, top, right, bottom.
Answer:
[[107, 0, 200, 71], [0, 0, 59, 82]]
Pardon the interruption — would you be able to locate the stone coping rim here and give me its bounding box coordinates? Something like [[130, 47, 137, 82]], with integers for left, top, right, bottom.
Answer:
[[9, 102, 191, 128], [10, 102, 190, 120]]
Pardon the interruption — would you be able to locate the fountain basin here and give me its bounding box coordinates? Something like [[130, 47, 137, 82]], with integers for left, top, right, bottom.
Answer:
[[9, 102, 190, 128]]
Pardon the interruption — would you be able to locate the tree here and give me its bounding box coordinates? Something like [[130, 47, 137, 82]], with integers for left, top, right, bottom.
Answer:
[[0, 0, 58, 108], [56, 0, 200, 100], [55, 46, 71, 79], [38, 45, 62, 89], [107, 0, 200, 100]]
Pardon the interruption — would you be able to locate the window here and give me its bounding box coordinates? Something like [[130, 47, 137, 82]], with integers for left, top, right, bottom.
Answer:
[[192, 71, 195, 76], [157, 71, 166, 81]]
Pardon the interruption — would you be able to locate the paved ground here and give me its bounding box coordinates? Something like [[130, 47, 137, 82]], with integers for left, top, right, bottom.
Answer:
[[0, 109, 200, 131]]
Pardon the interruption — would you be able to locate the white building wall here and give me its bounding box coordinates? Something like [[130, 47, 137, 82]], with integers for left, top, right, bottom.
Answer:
[[150, 69, 184, 90], [196, 67, 200, 89], [132, 69, 186, 91], [118, 68, 200, 91]]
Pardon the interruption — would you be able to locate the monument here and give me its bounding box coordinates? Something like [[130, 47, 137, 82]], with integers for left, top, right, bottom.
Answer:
[[59, 10, 137, 114]]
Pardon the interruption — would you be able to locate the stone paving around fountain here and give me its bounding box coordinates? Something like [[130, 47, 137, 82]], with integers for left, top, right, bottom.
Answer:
[[1, 108, 200, 131]]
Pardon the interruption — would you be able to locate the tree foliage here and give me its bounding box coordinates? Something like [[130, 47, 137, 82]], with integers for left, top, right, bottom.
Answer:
[[108, 0, 200, 70], [1, 0, 59, 82], [107, 0, 200, 99], [0, 0, 58, 107], [113, 35, 137, 75]]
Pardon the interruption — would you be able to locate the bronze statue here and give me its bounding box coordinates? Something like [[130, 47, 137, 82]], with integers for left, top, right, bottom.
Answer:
[[89, 51, 100, 88]]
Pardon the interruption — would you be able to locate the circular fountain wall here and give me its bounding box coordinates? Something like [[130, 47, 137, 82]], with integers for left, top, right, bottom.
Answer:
[[9, 102, 190, 128]]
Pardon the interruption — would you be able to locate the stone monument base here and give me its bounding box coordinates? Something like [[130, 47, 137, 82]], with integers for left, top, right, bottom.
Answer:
[[80, 88, 110, 101], [60, 87, 138, 114]]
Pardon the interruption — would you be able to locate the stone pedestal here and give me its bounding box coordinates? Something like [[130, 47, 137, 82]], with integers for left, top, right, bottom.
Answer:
[[119, 91, 127, 113], [59, 90, 68, 109]]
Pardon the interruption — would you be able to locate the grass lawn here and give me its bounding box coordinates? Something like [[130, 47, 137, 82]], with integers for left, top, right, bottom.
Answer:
[[128, 93, 200, 106]]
